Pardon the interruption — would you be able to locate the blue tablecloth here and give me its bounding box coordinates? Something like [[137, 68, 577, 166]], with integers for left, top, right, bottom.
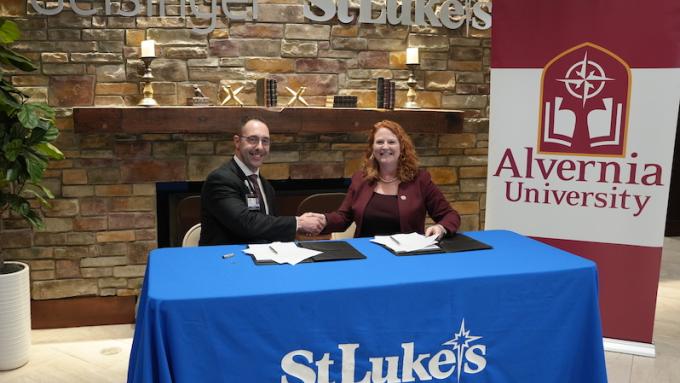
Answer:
[[128, 230, 607, 383]]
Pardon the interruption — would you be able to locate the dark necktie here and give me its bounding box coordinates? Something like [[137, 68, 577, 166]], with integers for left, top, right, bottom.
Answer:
[[247, 174, 266, 214]]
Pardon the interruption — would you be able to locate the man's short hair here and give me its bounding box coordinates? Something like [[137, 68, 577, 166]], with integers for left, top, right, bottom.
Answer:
[[239, 117, 267, 135]]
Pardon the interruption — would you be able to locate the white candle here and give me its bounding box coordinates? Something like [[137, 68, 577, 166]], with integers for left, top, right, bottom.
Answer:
[[406, 47, 419, 65], [141, 40, 156, 58]]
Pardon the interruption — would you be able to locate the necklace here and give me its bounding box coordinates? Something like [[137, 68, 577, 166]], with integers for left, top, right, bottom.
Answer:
[[379, 176, 398, 183]]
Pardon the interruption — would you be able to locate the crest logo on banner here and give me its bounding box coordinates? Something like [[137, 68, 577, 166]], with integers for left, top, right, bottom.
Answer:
[[538, 42, 631, 157], [491, 42, 664, 218], [280, 319, 487, 382]]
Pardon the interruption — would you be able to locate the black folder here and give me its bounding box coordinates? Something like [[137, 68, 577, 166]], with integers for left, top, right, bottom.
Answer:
[[387, 233, 492, 256], [249, 241, 365, 265], [299, 240, 366, 262]]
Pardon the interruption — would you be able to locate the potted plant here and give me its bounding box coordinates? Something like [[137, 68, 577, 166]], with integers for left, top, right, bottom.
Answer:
[[0, 18, 64, 370]]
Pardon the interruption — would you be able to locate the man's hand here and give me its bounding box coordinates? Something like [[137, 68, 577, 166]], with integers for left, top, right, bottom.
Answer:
[[425, 224, 447, 240], [296, 212, 326, 235]]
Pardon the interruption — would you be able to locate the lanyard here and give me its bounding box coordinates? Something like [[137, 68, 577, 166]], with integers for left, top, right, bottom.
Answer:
[[244, 176, 257, 195]]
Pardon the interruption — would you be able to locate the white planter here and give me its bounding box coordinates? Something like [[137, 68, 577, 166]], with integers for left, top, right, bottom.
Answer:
[[0, 261, 31, 370]]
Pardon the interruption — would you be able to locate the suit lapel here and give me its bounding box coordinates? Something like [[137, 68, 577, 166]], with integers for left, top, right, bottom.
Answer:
[[228, 159, 246, 181]]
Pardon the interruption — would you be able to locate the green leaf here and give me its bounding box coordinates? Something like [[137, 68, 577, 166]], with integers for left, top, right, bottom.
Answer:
[[27, 181, 55, 199], [35, 142, 64, 160], [26, 103, 55, 120], [18, 104, 40, 129], [21, 209, 44, 230], [0, 20, 21, 44], [43, 125, 60, 141], [2, 138, 23, 161], [0, 83, 23, 110], [0, 46, 36, 72], [24, 152, 47, 183], [13, 198, 30, 216], [23, 187, 50, 207], [3, 193, 43, 229]]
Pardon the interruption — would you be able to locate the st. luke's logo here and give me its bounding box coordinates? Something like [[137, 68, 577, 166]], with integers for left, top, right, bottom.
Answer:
[[538, 42, 631, 157]]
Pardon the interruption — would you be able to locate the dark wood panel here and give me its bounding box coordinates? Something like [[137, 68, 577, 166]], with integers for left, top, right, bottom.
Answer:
[[73, 106, 463, 134], [31, 296, 136, 329]]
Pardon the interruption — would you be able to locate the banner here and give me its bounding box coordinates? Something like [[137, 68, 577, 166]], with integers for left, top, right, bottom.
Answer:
[[486, 0, 680, 343]]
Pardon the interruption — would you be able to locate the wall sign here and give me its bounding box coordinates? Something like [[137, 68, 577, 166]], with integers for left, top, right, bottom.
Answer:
[[29, 0, 492, 35]]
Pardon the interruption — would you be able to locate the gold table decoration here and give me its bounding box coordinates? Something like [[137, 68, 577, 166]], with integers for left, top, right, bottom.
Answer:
[[220, 85, 245, 106], [285, 86, 309, 107]]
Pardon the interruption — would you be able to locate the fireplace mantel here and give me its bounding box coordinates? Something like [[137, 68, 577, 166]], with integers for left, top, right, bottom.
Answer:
[[73, 106, 463, 134]]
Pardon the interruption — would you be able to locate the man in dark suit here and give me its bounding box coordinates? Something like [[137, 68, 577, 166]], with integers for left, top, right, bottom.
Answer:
[[199, 119, 325, 245]]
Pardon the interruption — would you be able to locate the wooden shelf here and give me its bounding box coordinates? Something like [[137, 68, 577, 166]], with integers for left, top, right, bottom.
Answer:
[[73, 106, 463, 134]]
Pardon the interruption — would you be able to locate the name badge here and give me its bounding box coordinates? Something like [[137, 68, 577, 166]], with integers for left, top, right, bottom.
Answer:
[[246, 193, 260, 211]]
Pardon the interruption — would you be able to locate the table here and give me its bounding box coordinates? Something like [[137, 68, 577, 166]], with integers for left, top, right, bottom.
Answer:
[[128, 230, 607, 383]]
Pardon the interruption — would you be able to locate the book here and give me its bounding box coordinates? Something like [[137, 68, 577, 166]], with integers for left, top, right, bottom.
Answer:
[[376, 77, 384, 108], [256, 78, 266, 106], [269, 79, 278, 107], [389, 80, 396, 110], [383, 79, 392, 109], [333, 95, 357, 108]]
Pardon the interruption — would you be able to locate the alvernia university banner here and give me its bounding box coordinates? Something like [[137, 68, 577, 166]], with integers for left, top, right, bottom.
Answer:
[[486, 0, 680, 343]]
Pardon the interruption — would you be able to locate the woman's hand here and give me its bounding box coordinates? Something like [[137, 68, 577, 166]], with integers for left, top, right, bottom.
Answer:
[[425, 224, 447, 240]]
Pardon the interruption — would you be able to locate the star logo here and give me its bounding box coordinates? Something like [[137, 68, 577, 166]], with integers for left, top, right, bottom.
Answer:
[[442, 319, 483, 383], [557, 51, 614, 108]]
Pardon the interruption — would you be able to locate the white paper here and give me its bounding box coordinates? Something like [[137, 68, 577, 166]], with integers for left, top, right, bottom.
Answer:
[[244, 242, 321, 265], [371, 233, 439, 253]]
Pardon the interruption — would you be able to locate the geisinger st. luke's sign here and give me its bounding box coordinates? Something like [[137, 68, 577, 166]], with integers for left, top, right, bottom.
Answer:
[[30, 0, 492, 34]]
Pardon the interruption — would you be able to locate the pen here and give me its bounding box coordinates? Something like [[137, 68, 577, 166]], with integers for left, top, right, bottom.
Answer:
[[222, 253, 235, 259], [268, 245, 278, 254], [391, 236, 400, 245]]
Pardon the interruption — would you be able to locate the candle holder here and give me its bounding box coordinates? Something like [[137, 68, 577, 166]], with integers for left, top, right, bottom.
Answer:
[[138, 57, 159, 107], [403, 63, 420, 109]]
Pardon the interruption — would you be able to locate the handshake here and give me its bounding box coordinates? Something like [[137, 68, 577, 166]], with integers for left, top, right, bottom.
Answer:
[[296, 212, 327, 236]]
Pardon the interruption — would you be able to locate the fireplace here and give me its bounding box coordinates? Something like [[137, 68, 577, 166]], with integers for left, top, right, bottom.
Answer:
[[156, 178, 351, 247]]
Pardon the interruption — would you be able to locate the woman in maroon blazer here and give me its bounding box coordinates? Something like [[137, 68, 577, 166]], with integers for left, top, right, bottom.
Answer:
[[322, 120, 461, 238]]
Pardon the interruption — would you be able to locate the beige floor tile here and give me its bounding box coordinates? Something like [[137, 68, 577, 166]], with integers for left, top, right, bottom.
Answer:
[[0, 346, 128, 383], [629, 353, 680, 383], [49, 339, 132, 370], [605, 351, 633, 383], [31, 324, 135, 344]]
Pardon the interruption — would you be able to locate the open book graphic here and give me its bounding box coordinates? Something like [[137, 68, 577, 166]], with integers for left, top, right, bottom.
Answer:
[[544, 96, 623, 148]]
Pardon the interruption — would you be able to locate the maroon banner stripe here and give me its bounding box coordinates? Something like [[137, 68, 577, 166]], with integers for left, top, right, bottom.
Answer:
[[492, 0, 680, 68], [533, 237, 662, 343]]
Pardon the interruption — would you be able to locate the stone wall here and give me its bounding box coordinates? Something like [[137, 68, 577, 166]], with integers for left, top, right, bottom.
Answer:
[[1, 0, 490, 300]]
